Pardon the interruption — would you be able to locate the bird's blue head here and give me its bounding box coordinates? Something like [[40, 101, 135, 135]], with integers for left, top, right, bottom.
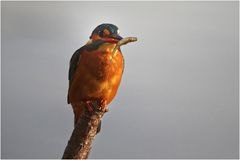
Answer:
[[90, 23, 123, 42]]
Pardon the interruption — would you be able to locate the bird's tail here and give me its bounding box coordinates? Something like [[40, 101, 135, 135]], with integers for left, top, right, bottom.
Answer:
[[72, 103, 101, 133]]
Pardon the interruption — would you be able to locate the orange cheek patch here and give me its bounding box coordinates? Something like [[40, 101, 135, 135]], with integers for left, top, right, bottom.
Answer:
[[103, 29, 110, 36]]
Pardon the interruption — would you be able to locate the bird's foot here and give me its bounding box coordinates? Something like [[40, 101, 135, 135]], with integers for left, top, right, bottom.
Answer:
[[98, 99, 108, 112], [85, 101, 94, 112], [85, 100, 108, 112]]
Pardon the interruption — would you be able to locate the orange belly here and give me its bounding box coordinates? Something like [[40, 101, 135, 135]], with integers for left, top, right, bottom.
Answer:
[[68, 49, 124, 105]]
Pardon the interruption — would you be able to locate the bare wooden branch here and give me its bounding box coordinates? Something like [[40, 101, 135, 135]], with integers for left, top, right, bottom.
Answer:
[[62, 103, 107, 159]]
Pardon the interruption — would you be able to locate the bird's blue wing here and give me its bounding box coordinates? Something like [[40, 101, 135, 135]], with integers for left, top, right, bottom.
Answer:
[[68, 40, 105, 82], [69, 48, 83, 81], [67, 40, 107, 103], [67, 47, 84, 103]]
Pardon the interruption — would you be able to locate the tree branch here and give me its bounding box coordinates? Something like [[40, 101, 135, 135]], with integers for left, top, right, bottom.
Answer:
[[62, 103, 107, 159]]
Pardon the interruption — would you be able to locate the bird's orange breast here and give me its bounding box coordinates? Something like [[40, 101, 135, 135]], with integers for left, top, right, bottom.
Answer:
[[68, 43, 124, 105]]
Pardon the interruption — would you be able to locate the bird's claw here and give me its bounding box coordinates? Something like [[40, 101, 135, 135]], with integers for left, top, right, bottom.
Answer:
[[98, 99, 109, 112], [85, 99, 108, 112], [85, 101, 94, 112], [99, 99, 107, 108]]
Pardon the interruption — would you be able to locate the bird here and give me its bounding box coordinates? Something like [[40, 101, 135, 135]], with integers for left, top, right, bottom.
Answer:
[[67, 23, 136, 131]]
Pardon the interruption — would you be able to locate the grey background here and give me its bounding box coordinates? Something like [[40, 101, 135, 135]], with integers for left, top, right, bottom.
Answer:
[[1, 1, 238, 159]]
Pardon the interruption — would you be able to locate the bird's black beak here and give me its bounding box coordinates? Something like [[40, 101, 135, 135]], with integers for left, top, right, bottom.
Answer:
[[110, 34, 123, 40]]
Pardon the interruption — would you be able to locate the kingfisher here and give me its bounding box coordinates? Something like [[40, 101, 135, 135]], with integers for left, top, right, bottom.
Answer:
[[67, 23, 137, 130]]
